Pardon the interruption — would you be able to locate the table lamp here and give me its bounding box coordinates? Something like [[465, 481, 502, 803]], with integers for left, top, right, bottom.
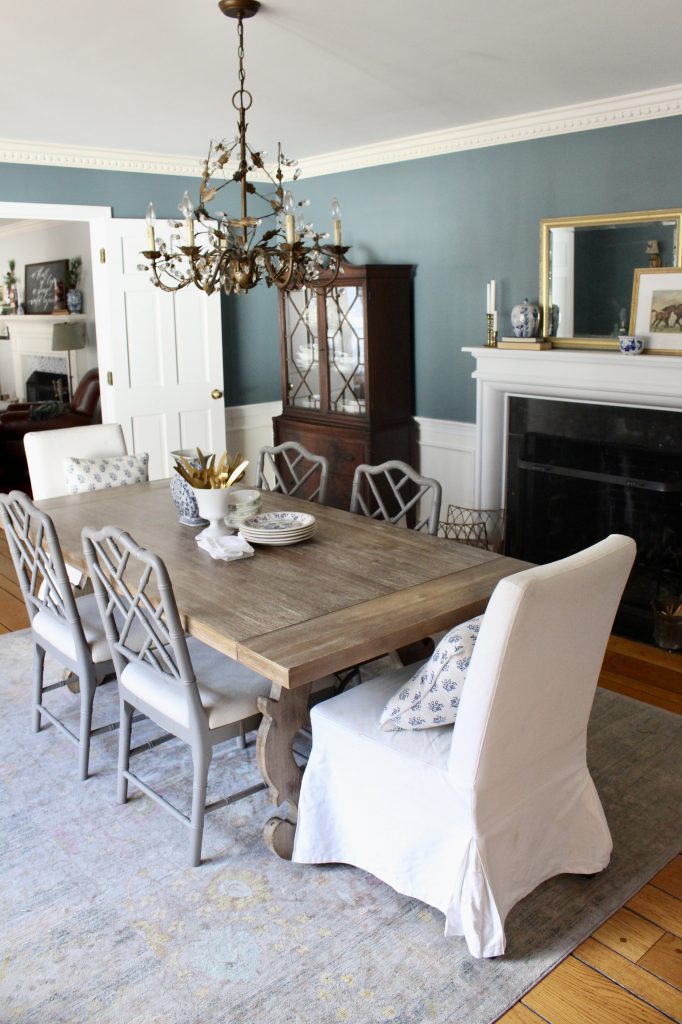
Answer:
[[52, 321, 87, 401]]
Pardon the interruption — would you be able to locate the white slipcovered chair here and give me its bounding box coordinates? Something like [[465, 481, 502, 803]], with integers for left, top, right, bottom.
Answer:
[[24, 422, 127, 500], [293, 535, 636, 958]]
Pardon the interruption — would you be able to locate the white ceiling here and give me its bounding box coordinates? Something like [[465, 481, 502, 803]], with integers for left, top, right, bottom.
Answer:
[[5, 0, 682, 164]]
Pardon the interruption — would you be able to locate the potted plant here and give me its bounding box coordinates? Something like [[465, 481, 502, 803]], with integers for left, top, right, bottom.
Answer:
[[3, 259, 18, 312], [652, 595, 682, 651], [66, 257, 83, 313]]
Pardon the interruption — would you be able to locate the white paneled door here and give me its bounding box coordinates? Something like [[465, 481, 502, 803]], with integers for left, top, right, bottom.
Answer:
[[90, 219, 226, 479]]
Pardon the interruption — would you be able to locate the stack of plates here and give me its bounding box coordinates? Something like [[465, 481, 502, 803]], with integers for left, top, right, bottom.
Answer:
[[239, 511, 316, 546], [224, 489, 262, 528]]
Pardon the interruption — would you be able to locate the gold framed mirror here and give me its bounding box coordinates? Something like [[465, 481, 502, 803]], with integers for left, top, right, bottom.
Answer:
[[539, 208, 682, 349]]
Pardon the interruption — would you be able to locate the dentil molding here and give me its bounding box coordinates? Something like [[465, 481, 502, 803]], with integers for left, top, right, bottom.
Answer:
[[1, 83, 680, 180]]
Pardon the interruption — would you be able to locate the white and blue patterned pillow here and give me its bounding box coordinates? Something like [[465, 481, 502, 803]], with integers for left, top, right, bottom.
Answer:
[[379, 616, 482, 732], [64, 453, 149, 494]]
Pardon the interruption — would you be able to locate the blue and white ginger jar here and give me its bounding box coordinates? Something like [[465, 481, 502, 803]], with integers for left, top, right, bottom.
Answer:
[[511, 298, 541, 338]]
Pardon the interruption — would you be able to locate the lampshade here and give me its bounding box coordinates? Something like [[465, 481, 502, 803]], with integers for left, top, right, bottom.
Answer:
[[52, 321, 87, 352]]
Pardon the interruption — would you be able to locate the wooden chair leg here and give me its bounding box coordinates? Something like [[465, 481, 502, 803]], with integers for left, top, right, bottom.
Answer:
[[32, 643, 46, 733], [117, 699, 134, 804], [189, 745, 212, 868]]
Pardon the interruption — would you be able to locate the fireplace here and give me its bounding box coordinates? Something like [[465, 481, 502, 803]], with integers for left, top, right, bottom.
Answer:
[[504, 397, 682, 642], [464, 347, 682, 646]]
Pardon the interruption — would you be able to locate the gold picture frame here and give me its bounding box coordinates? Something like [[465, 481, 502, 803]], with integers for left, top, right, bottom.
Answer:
[[630, 266, 682, 355]]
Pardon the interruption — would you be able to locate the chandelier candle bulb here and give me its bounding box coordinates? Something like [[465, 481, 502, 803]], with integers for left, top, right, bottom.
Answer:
[[145, 203, 156, 250], [331, 197, 342, 246]]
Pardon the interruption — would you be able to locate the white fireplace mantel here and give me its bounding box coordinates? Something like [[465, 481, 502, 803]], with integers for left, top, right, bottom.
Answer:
[[464, 347, 682, 509], [2, 314, 89, 400]]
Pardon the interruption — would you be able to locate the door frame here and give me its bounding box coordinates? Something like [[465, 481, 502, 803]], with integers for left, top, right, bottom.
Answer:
[[0, 200, 112, 393]]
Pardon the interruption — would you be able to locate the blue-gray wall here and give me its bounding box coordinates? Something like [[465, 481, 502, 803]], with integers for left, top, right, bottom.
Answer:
[[1, 114, 681, 420]]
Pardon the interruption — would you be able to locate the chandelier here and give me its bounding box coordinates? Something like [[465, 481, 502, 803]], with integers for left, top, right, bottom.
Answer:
[[141, 0, 348, 296]]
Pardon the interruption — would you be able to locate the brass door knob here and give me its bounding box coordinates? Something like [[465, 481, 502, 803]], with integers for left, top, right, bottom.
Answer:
[[211, 388, 223, 400]]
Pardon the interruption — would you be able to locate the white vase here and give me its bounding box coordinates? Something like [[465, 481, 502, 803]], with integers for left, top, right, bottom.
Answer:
[[194, 487, 234, 539]]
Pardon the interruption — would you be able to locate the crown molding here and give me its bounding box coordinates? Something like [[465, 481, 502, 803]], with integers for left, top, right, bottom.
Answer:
[[0, 218, 76, 238], [298, 83, 682, 178], [0, 139, 202, 177], [1, 82, 681, 181]]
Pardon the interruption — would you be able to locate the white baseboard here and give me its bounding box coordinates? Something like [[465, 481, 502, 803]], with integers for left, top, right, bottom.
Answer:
[[225, 403, 476, 513]]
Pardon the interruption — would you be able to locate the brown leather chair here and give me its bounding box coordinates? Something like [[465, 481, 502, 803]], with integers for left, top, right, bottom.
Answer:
[[0, 368, 102, 495]]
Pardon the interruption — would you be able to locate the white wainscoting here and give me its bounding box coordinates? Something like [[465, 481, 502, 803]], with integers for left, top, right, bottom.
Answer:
[[414, 416, 477, 514], [224, 403, 477, 515], [225, 401, 281, 485]]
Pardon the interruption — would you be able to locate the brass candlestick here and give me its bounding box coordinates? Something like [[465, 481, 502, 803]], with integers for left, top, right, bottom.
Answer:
[[486, 313, 497, 347]]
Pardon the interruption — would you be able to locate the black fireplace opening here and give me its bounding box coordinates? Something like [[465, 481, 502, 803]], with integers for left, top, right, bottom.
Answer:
[[25, 370, 69, 403], [505, 397, 682, 645]]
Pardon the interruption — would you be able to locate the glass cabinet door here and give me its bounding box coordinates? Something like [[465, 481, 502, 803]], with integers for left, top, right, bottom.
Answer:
[[284, 288, 320, 410], [326, 285, 366, 415]]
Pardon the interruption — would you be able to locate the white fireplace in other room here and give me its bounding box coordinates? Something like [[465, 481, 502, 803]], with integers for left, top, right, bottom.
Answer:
[[464, 347, 682, 509], [2, 314, 89, 400]]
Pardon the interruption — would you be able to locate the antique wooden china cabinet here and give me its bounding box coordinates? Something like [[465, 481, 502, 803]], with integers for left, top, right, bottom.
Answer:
[[274, 263, 416, 509]]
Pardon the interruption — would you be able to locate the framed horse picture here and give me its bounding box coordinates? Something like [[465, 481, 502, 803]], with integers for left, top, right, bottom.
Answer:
[[630, 267, 682, 354], [24, 259, 69, 315]]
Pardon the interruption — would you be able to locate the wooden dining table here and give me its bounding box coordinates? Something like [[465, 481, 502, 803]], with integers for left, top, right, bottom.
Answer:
[[41, 479, 530, 858]]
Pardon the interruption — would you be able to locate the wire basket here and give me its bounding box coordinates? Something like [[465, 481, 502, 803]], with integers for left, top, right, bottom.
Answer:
[[439, 505, 506, 553]]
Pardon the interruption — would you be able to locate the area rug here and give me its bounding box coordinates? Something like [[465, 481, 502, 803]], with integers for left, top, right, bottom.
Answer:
[[1, 629, 680, 1024]]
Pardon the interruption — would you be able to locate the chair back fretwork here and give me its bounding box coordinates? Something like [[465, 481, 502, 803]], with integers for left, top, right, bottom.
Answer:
[[82, 526, 205, 731], [350, 460, 442, 536], [256, 442, 329, 504], [0, 491, 82, 628]]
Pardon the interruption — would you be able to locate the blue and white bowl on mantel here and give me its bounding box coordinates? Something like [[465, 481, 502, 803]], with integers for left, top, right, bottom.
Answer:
[[170, 449, 209, 526], [618, 335, 646, 355]]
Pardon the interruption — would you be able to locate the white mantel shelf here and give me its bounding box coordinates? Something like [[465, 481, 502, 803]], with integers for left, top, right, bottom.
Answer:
[[463, 346, 682, 509], [2, 314, 87, 323]]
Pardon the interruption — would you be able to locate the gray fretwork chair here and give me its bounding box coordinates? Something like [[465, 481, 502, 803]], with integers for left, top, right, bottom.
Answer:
[[82, 525, 272, 867], [346, 461, 443, 681], [350, 459, 442, 536], [0, 490, 117, 780], [256, 441, 329, 504]]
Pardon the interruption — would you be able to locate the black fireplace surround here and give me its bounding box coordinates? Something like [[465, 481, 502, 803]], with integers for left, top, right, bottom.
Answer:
[[505, 397, 682, 644]]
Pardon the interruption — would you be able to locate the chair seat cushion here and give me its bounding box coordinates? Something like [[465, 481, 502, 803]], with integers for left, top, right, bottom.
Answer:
[[120, 636, 271, 731], [379, 616, 481, 731], [312, 665, 455, 770], [32, 593, 112, 665], [64, 453, 149, 494]]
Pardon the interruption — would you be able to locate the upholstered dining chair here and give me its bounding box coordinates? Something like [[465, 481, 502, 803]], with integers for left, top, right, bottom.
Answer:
[[256, 441, 329, 504], [0, 491, 118, 780], [82, 524, 273, 867], [293, 535, 636, 958], [350, 459, 442, 536], [24, 422, 127, 501]]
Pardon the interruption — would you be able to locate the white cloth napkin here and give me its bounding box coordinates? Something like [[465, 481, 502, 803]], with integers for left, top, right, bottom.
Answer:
[[196, 532, 254, 561]]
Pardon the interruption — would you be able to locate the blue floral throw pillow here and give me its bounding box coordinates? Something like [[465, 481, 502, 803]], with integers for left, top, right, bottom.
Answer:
[[64, 454, 149, 494], [379, 616, 482, 731]]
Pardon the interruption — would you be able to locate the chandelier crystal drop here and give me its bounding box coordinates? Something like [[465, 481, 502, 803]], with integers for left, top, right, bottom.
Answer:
[[141, 0, 349, 296]]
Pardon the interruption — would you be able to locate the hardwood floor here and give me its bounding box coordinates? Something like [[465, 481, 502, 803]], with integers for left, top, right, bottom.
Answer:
[[0, 528, 680, 1022]]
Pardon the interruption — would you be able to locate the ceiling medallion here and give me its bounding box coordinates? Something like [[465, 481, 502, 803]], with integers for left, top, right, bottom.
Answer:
[[141, 0, 348, 295]]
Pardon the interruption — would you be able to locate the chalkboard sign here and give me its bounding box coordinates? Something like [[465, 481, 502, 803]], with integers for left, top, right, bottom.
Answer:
[[24, 259, 69, 314]]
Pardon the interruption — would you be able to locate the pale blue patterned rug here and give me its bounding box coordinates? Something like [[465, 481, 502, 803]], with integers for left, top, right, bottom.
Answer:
[[1, 629, 680, 1024]]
